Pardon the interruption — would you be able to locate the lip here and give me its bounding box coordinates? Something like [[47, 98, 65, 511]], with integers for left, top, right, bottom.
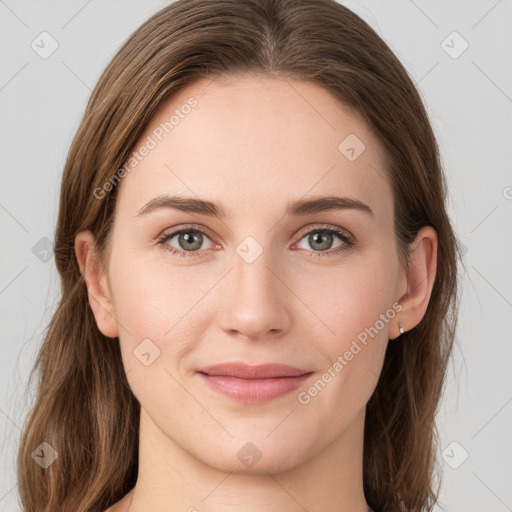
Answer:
[[197, 363, 314, 403]]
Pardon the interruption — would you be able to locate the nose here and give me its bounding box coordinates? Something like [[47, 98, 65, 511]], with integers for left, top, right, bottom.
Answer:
[[216, 248, 292, 341]]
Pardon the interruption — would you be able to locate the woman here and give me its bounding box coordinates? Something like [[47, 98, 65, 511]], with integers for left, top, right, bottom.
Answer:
[[17, 0, 460, 511]]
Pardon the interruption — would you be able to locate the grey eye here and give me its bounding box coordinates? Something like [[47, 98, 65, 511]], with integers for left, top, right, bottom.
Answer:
[[297, 230, 344, 252]]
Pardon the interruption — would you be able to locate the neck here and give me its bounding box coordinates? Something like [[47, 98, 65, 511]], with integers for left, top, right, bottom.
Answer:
[[125, 407, 371, 512]]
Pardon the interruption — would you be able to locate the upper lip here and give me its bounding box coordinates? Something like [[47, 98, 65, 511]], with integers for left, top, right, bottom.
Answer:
[[197, 363, 311, 379]]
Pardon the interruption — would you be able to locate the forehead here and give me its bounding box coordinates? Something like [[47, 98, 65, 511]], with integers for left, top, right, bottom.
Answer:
[[116, 75, 391, 221]]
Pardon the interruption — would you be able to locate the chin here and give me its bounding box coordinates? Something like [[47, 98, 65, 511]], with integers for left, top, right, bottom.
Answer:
[[188, 435, 307, 476]]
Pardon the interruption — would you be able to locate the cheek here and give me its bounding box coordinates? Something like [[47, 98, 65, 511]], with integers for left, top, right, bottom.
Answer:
[[109, 253, 207, 338], [107, 252, 221, 390], [306, 256, 396, 397], [305, 255, 397, 342]]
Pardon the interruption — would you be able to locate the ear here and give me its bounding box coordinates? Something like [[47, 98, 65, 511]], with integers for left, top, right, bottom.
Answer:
[[74, 230, 119, 339], [390, 225, 438, 340]]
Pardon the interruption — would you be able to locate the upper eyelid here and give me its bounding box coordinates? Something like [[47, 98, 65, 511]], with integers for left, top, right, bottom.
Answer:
[[159, 223, 217, 240], [300, 223, 351, 236]]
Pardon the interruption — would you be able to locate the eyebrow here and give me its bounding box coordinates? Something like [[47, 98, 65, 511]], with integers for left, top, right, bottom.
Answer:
[[137, 194, 373, 218]]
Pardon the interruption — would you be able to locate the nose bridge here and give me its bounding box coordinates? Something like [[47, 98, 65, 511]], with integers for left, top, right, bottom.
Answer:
[[233, 245, 276, 300], [217, 240, 291, 339]]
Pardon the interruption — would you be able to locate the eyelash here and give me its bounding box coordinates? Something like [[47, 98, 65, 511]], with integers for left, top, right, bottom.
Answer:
[[156, 223, 355, 259]]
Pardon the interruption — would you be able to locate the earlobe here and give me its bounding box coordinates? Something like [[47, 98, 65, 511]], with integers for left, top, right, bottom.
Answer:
[[393, 226, 438, 339], [74, 230, 119, 339]]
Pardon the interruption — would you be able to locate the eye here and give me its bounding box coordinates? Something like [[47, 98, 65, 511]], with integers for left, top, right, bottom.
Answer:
[[294, 224, 354, 257], [157, 223, 355, 259], [157, 225, 218, 258]]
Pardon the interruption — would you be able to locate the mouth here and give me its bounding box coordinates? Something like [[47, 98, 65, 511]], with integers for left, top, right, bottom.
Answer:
[[196, 363, 314, 403]]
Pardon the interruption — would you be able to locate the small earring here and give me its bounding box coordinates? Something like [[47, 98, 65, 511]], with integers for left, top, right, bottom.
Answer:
[[398, 322, 405, 335]]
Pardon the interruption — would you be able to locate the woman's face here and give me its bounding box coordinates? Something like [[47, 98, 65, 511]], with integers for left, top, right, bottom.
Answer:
[[90, 75, 409, 473]]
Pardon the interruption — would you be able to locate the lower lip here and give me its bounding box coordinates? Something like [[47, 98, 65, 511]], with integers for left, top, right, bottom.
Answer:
[[198, 372, 313, 403]]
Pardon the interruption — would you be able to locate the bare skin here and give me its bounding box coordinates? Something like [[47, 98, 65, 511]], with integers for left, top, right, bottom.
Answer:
[[76, 75, 437, 512]]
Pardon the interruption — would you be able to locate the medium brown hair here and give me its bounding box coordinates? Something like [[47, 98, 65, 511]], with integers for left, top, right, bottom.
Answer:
[[17, 1, 461, 511]]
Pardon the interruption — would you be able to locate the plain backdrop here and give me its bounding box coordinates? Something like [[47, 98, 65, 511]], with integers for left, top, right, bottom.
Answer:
[[1, 1, 511, 510]]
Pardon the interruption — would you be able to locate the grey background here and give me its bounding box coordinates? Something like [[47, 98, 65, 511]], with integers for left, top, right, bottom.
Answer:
[[1, 0, 511, 510]]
